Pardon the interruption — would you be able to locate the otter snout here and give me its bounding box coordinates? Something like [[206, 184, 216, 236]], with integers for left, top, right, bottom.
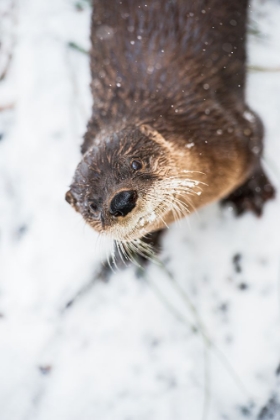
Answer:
[[109, 190, 138, 217]]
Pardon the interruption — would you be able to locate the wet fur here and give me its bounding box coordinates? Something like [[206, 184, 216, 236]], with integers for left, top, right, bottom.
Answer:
[[66, 0, 275, 254]]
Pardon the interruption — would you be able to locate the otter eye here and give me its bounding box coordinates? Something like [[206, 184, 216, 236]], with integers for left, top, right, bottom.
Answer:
[[131, 160, 142, 171]]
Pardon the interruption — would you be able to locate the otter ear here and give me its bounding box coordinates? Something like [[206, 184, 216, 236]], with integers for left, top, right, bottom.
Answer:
[[139, 124, 171, 149], [65, 190, 79, 212], [139, 124, 161, 138]]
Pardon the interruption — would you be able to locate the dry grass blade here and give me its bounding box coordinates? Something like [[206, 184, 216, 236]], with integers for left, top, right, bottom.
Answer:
[[142, 258, 252, 401]]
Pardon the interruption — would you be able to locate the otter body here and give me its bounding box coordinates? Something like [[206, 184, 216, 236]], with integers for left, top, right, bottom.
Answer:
[[66, 0, 274, 249]]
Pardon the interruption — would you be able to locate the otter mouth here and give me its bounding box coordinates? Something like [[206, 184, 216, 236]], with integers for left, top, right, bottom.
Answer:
[[108, 200, 172, 262], [120, 201, 171, 241], [137, 202, 169, 230]]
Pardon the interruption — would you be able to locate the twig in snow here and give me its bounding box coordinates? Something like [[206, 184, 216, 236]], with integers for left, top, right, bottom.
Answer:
[[67, 41, 89, 55], [248, 65, 280, 72]]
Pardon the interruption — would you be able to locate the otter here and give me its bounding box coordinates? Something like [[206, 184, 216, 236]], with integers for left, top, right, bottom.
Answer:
[[66, 0, 275, 255]]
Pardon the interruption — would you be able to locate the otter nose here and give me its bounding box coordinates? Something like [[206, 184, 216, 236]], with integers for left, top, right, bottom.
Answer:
[[109, 190, 138, 217]]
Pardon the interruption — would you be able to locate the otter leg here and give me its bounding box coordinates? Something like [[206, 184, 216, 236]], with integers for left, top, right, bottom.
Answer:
[[222, 165, 275, 217]]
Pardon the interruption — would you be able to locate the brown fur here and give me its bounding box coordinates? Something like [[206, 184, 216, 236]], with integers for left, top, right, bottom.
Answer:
[[66, 0, 274, 245]]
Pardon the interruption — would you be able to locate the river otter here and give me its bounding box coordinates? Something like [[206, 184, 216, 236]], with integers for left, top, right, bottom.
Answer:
[[66, 0, 275, 255]]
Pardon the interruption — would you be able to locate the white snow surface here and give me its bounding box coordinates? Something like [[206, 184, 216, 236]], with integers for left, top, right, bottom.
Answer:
[[0, 1, 280, 419]]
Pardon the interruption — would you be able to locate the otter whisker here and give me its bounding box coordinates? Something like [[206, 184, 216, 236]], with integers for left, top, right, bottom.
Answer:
[[115, 240, 128, 265], [129, 239, 149, 258], [121, 241, 136, 264], [114, 238, 155, 265], [130, 239, 155, 262], [158, 213, 169, 229]]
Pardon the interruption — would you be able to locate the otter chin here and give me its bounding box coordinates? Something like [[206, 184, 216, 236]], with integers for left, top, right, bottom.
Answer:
[[66, 0, 275, 249]]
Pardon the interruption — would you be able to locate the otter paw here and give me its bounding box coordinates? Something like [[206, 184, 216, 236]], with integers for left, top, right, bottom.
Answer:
[[222, 167, 276, 217]]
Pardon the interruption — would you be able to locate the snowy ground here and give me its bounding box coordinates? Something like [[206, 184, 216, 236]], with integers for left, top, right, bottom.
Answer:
[[0, 0, 280, 419]]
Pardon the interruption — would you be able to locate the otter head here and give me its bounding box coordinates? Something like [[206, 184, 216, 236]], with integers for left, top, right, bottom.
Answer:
[[66, 125, 202, 249]]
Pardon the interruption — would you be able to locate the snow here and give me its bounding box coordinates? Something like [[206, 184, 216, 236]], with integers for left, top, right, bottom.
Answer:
[[0, 0, 280, 419]]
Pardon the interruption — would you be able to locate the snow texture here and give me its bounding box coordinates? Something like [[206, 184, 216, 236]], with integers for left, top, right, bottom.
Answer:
[[0, 0, 280, 419]]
